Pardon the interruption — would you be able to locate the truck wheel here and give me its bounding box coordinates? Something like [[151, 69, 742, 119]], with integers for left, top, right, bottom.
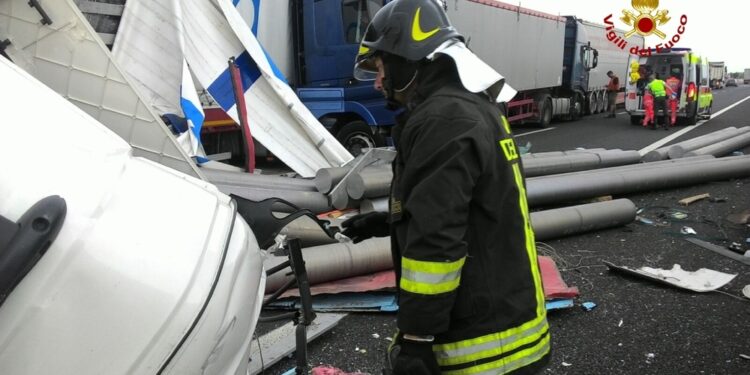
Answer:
[[571, 93, 584, 120], [336, 121, 384, 156], [538, 98, 553, 127], [586, 92, 596, 115], [598, 91, 607, 114], [630, 116, 643, 126]]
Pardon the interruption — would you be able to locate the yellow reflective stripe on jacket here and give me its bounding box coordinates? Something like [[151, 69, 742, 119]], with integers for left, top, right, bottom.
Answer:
[[442, 332, 550, 375], [434, 315, 548, 367], [510, 163, 545, 317], [400, 256, 466, 295]]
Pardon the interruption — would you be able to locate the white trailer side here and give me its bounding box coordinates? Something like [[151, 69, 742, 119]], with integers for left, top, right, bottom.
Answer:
[[445, 0, 566, 92]]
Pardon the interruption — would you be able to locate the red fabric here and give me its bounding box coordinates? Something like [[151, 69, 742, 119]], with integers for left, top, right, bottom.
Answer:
[[669, 98, 678, 125], [642, 92, 654, 126], [312, 366, 368, 375], [538, 255, 580, 299], [278, 256, 578, 300]]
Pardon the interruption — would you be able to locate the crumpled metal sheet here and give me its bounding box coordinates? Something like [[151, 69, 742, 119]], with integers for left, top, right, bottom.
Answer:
[[604, 262, 737, 292]]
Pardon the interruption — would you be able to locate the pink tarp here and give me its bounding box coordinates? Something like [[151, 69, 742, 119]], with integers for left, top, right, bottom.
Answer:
[[279, 255, 578, 299]]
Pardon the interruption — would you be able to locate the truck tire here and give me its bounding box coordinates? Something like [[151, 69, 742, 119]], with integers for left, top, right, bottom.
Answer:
[[570, 93, 586, 120], [630, 116, 643, 126], [336, 121, 384, 156], [538, 98, 553, 127], [598, 91, 607, 114], [586, 92, 596, 115]]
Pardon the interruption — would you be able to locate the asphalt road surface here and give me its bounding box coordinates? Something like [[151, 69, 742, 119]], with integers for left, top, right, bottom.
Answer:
[[260, 85, 750, 375]]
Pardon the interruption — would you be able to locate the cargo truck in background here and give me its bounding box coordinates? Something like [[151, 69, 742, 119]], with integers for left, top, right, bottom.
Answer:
[[745, 68, 750, 84], [709, 62, 727, 89], [78, 0, 643, 159]]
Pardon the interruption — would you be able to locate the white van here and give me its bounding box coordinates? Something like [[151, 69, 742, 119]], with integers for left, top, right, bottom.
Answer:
[[0, 58, 265, 374], [625, 48, 713, 125]]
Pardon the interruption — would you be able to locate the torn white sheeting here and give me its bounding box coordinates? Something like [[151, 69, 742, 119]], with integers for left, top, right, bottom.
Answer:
[[604, 262, 737, 292], [112, 0, 352, 177], [0, 0, 201, 178], [743, 285, 750, 300]]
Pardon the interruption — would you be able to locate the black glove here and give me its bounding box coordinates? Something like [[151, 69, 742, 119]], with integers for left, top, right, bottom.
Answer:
[[340, 212, 389, 243], [386, 334, 441, 375]]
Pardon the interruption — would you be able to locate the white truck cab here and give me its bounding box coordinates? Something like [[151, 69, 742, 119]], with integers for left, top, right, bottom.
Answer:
[[0, 57, 265, 374], [625, 48, 713, 125]]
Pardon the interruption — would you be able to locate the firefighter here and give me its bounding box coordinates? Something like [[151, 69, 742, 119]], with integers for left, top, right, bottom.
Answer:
[[343, 0, 550, 373], [665, 68, 682, 126]]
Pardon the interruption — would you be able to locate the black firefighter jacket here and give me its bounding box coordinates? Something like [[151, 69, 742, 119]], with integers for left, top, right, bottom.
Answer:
[[389, 59, 550, 375]]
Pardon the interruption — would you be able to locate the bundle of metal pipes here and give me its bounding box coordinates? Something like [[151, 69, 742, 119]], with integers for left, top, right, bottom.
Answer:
[[264, 199, 638, 293], [315, 164, 393, 210], [521, 149, 642, 177], [204, 169, 332, 213], [642, 126, 750, 162]]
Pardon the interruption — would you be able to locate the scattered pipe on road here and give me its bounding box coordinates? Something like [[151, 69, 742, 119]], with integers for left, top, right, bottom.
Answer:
[[667, 127, 748, 159], [522, 150, 641, 177], [315, 167, 350, 194], [684, 131, 750, 158], [527, 155, 750, 207], [530, 199, 637, 240]]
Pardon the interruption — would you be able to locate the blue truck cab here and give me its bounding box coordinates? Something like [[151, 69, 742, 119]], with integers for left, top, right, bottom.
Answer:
[[293, 0, 394, 154]]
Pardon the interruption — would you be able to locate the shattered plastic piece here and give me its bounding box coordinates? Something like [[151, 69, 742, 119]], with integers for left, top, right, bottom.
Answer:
[[743, 285, 750, 300], [636, 216, 655, 226], [680, 226, 697, 235], [728, 242, 744, 254], [618, 319, 624, 327], [312, 366, 368, 375], [562, 362, 573, 367], [686, 237, 750, 266], [546, 299, 575, 311], [740, 354, 750, 360], [669, 211, 688, 220], [679, 193, 710, 206], [604, 262, 737, 292], [372, 333, 380, 339], [581, 302, 597, 311]]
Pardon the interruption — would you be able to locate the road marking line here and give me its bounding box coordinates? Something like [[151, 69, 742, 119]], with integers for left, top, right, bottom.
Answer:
[[515, 127, 556, 137], [638, 95, 750, 155]]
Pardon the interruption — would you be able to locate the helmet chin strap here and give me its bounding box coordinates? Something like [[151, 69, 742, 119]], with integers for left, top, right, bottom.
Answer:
[[383, 57, 420, 108]]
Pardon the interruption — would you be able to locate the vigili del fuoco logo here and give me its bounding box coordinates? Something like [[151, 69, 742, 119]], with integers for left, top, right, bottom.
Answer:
[[603, 0, 688, 56]]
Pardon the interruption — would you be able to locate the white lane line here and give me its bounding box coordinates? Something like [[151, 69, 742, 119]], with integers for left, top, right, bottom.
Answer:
[[515, 127, 556, 137], [638, 95, 750, 155]]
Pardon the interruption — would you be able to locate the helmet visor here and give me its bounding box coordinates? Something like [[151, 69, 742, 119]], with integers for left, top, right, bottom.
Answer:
[[353, 45, 379, 81]]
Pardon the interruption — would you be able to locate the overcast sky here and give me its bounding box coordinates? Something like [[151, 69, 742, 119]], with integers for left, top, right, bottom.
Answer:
[[512, 0, 748, 72]]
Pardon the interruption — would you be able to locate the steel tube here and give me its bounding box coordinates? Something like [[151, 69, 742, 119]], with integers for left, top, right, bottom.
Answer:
[[527, 155, 750, 207], [314, 167, 350, 194], [279, 216, 337, 247], [347, 166, 393, 199], [530, 199, 637, 240], [204, 169, 317, 191], [264, 237, 392, 293], [522, 150, 641, 177], [360, 197, 389, 213], [667, 127, 747, 159], [684, 131, 750, 158]]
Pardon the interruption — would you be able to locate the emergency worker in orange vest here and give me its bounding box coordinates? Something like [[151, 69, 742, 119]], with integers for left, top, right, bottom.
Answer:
[[665, 68, 682, 126]]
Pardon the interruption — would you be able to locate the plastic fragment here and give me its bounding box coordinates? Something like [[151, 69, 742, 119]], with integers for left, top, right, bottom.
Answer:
[[680, 226, 697, 235], [581, 302, 597, 311]]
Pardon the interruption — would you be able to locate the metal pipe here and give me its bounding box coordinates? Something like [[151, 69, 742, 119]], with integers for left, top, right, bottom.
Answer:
[[346, 166, 393, 199], [280, 215, 338, 247], [522, 148, 610, 159], [360, 197, 389, 213], [204, 169, 317, 191], [265, 237, 392, 293], [526, 155, 750, 207], [684, 131, 750, 158], [214, 183, 332, 213], [314, 167, 350, 194], [667, 127, 747, 159], [522, 150, 641, 177], [530, 199, 637, 240]]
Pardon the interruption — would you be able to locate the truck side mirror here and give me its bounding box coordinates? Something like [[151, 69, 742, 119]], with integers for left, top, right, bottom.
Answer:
[[591, 50, 599, 70]]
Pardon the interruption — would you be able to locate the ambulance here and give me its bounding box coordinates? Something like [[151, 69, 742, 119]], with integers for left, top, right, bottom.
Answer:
[[625, 48, 713, 125]]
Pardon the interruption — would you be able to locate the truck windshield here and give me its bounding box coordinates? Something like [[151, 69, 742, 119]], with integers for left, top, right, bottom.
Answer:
[[342, 0, 382, 44]]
